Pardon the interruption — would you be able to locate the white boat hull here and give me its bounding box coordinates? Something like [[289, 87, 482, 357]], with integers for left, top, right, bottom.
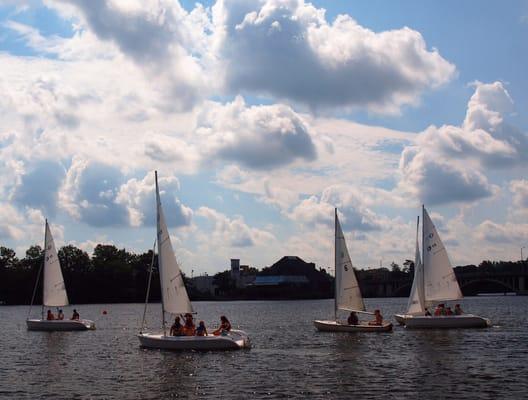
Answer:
[[27, 319, 96, 331], [395, 314, 491, 329], [313, 320, 393, 332], [394, 313, 424, 325], [138, 329, 251, 351]]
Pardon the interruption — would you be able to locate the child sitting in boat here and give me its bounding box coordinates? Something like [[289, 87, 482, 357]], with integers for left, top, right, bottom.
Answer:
[[213, 316, 232, 336], [454, 304, 463, 315], [445, 307, 454, 316], [71, 309, 80, 320], [368, 309, 383, 326], [57, 309, 64, 320], [183, 313, 196, 336], [196, 321, 207, 336], [434, 304, 446, 316], [347, 311, 359, 325], [170, 316, 184, 336], [46, 310, 55, 320]]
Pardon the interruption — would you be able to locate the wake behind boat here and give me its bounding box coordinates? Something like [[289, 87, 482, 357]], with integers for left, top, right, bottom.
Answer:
[[394, 206, 490, 329], [26, 220, 95, 332], [138, 171, 250, 351], [314, 209, 392, 333]]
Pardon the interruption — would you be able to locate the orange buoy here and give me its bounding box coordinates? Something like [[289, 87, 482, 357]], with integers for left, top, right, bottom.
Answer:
[[102, 310, 107, 315]]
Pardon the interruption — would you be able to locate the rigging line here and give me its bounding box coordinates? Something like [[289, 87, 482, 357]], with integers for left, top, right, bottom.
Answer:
[[140, 239, 157, 334], [27, 259, 44, 320]]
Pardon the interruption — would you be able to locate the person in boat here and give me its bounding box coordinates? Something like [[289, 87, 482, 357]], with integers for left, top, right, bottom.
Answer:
[[71, 309, 80, 320], [347, 311, 359, 325], [183, 313, 196, 336], [213, 315, 232, 336], [46, 310, 55, 320], [424, 308, 432, 316], [170, 316, 184, 336], [196, 321, 207, 336], [57, 309, 64, 320], [445, 307, 454, 316], [368, 309, 383, 326], [434, 304, 446, 316], [454, 304, 463, 315]]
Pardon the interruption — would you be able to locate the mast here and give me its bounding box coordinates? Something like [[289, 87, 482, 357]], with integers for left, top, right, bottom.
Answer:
[[421, 205, 425, 304], [140, 239, 156, 334], [42, 219, 48, 320], [155, 171, 167, 336], [27, 221, 45, 321], [334, 208, 338, 320]]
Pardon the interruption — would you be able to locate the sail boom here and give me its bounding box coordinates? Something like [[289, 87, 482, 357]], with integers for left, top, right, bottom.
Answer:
[[338, 307, 374, 315]]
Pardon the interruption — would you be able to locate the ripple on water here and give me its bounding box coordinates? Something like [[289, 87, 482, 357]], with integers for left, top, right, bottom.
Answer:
[[1, 298, 528, 399]]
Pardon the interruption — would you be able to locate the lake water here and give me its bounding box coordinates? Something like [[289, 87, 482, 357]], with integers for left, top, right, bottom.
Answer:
[[1, 297, 527, 399]]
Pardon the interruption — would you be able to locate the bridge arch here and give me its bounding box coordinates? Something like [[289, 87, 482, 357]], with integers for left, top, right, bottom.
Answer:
[[460, 278, 515, 295], [392, 282, 412, 297]]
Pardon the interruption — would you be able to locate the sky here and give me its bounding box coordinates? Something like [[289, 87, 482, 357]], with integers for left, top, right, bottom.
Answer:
[[0, 0, 527, 276]]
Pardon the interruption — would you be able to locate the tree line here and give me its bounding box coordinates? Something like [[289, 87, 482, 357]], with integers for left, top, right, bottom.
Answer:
[[0, 244, 165, 305], [1, 244, 526, 305]]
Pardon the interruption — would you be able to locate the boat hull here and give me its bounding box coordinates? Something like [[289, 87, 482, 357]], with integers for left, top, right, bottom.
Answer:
[[394, 313, 424, 325], [27, 319, 96, 331], [138, 329, 251, 351], [396, 314, 491, 329], [313, 320, 393, 332]]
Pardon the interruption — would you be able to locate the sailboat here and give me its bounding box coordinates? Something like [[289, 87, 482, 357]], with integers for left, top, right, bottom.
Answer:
[[26, 220, 95, 331], [137, 171, 250, 350], [314, 209, 393, 332], [394, 206, 490, 329]]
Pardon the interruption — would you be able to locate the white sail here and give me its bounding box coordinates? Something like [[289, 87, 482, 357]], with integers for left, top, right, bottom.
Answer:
[[335, 210, 365, 313], [43, 221, 69, 307], [406, 217, 425, 314], [422, 207, 463, 302], [156, 172, 193, 315]]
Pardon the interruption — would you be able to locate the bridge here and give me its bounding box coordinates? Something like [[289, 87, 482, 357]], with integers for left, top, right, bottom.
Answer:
[[358, 263, 528, 297]]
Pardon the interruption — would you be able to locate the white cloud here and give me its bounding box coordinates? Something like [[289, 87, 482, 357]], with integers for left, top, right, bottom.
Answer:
[[196, 206, 275, 248], [115, 172, 192, 227], [289, 185, 381, 231], [398, 146, 497, 205], [215, 0, 455, 112], [59, 157, 129, 226], [396, 81, 527, 206], [476, 220, 528, 245], [197, 96, 317, 169], [53, 0, 211, 111], [509, 179, 528, 220]]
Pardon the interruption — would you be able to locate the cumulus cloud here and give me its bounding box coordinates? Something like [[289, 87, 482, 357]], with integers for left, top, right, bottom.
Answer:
[[0, 204, 26, 240], [399, 146, 496, 205], [59, 158, 128, 226], [289, 185, 381, 231], [509, 179, 528, 220], [12, 160, 66, 216], [476, 220, 528, 244], [54, 0, 210, 110], [58, 159, 193, 228], [196, 206, 275, 247], [115, 172, 192, 227], [510, 180, 528, 209], [197, 96, 317, 169], [215, 0, 455, 112], [396, 81, 527, 205]]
